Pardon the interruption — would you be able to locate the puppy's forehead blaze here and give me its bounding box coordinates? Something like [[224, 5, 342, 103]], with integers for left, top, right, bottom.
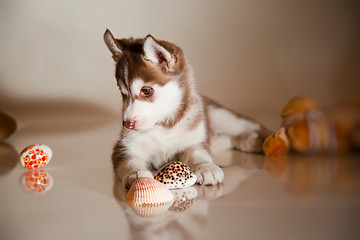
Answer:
[[116, 53, 170, 87]]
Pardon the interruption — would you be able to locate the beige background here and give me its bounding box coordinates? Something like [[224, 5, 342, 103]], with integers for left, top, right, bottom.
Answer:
[[1, 2, 359, 240], [1, 0, 359, 130]]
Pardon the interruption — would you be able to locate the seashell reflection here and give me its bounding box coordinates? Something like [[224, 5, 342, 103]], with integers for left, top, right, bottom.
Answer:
[[128, 201, 173, 218], [169, 187, 198, 212]]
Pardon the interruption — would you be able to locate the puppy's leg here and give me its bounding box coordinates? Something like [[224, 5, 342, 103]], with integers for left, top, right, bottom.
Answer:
[[112, 143, 153, 190], [205, 97, 271, 153], [181, 145, 224, 185], [119, 160, 154, 190], [231, 130, 269, 153]]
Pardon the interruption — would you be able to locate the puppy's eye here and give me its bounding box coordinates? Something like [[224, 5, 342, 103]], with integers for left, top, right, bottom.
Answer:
[[140, 87, 153, 96]]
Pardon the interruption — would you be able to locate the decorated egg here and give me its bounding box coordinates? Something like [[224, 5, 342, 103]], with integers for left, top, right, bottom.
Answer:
[[21, 169, 54, 194], [154, 161, 197, 189], [19, 144, 52, 169]]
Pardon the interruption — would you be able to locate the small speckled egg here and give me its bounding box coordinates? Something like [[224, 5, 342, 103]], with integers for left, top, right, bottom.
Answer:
[[19, 144, 52, 169], [21, 169, 54, 194], [154, 161, 197, 189]]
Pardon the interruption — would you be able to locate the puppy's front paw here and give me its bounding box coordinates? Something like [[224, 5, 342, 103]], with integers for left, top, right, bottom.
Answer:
[[194, 163, 224, 185], [124, 170, 154, 190]]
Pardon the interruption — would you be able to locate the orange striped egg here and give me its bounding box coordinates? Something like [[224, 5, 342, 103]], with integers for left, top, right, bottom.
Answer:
[[19, 144, 52, 169], [126, 177, 174, 206]]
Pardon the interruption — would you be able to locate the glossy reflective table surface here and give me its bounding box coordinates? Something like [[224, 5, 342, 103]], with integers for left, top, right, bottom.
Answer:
[[1, 105, 359, 240]]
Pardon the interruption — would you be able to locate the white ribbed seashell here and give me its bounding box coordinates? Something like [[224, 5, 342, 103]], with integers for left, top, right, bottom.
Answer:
[[126, 177, 174, 206]]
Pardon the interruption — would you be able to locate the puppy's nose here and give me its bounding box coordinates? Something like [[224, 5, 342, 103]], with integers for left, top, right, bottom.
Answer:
[[123, 120, 136, 130]]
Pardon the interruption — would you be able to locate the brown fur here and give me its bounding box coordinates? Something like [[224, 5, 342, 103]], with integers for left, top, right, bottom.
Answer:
[[202, 103, 212, 152]]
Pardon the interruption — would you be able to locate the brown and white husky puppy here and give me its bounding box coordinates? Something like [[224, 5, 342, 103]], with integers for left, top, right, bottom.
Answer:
[[104, 29, 271, 189]]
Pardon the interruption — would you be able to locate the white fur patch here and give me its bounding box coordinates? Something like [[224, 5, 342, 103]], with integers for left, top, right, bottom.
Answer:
[[123, 79, 183, 131], [130, 79, 145, 97], [210, 134, 232, 154], [122, 118, 207, 170], [154, 81, 183, 124], [208, 106, 260, 136]]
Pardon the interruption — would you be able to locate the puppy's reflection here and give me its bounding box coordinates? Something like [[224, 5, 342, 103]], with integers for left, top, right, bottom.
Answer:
[[113, 149, 263, 240]]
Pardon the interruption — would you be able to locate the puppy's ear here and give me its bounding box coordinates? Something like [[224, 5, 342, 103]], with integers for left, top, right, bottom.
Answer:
[[104, 29, 123, 62], [143, 35, 176, 70]]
